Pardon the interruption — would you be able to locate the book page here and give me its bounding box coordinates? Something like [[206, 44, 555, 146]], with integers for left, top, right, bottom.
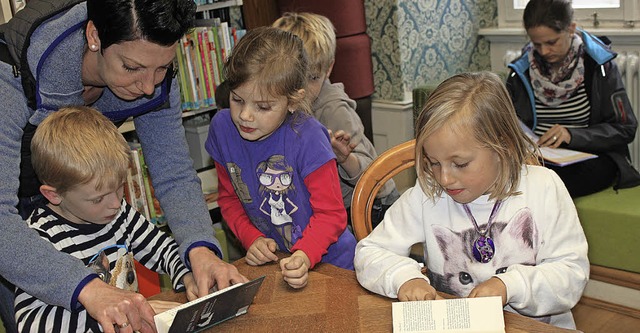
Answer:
[[392, 296, 505, 333], [518, 121, 597, 167]]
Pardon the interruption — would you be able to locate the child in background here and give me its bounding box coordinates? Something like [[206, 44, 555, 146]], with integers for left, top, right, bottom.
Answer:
[[354, 72, 589, 329], [205, 27, 357, 289], [16, 106, 196, 332], [272, 12, 400, 228]]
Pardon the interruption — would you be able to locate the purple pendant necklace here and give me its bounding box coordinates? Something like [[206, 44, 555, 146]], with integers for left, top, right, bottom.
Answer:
[[462, 200, 502, 263]]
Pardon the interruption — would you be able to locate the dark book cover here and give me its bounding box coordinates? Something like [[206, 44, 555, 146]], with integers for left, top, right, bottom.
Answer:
[[158, 276, 265, 333]]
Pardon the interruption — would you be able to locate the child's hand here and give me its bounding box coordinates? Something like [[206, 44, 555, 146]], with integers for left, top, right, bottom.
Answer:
[[182, 272, 198, 301], [246, 237, 278, 266], [397, 278, 442, 301], [467, 277, 507, 305], [328, 129, 357, 164], [279, 250, 310, 289], [148, 299, 182, 314]]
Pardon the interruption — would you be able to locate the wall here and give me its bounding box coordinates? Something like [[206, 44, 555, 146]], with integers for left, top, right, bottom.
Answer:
[[365, 0, 497, 102]]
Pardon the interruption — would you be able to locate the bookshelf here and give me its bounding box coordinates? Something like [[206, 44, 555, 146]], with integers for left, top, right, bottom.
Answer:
[[120, 0, 246, 217], [196, 0, 243, 13], [118, 106, 216, 134]]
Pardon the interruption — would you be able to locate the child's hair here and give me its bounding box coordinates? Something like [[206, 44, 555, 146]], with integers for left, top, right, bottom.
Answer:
[[523, 0, 573, 32], [31, 106, 131, 194], [223, 26, 311, 115], [272, 12, 336, 76], [415, 71, 540, 202]]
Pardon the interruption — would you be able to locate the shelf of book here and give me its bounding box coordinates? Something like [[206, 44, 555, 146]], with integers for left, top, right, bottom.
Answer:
[[196, 0, 243, 13], [118, 106, 217, 134]]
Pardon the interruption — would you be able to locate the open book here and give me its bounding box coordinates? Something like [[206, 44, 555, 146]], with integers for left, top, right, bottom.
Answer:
[[154, 276, 265, 333], [519, 121, 597, 167], [392, 296, 505, 333]]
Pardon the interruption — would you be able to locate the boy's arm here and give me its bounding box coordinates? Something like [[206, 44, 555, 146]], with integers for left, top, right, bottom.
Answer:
[[290, 161, 346, 268], [215, 161, 265, 250], [321, 102, 398, 199], [127, 209, 189, 291]]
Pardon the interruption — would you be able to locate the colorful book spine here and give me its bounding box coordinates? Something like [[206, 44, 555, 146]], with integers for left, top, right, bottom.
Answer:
[[127, 143, 151, 220], [138, 148, 166, 226]]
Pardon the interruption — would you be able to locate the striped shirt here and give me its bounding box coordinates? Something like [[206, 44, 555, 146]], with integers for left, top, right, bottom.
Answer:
[[533, 84, 591, 136], [15, 200, 189, 333]]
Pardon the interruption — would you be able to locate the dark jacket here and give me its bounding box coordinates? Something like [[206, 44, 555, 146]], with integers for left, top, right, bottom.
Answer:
[[506, 29, 640, 190]]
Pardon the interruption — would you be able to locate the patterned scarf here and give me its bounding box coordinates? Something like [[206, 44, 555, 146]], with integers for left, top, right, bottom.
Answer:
[[527, 33, 585, 106]]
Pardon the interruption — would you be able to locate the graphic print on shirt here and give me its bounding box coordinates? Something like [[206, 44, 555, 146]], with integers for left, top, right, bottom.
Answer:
[[257, 155, 300, 250], [428, 208, 538, 297], [227, 162, 252, 203], [87, 244, 139, 292]]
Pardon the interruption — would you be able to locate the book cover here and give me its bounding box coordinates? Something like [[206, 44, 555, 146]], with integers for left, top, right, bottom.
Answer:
[[392, 296, 505, 333], [154, 276, 265, 333]]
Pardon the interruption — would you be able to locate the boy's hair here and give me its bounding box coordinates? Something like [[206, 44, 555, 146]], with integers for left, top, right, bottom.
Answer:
[[523, 0, 573, 32], [224, 26, 311, 115], [414, 71, 540, 202], [31, 106, 131, 194], [87, 0, 196, 49], [272, 12, 336, 76]]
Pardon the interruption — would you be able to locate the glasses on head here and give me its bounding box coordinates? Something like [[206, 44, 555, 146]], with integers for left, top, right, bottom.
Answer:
[[257, 171, 292, 186]]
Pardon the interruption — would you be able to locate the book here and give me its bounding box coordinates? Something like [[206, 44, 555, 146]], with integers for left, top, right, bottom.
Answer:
[[392, 296, 505, 333], [126, 143, 151, 220], [519, 121, 598, 167], [154, 276, 265, 333]]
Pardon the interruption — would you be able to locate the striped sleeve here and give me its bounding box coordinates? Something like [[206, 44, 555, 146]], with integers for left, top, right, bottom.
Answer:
[[124, 206, 190, 291]]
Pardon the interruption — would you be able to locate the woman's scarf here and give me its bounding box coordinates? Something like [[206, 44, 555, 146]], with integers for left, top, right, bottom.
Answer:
[[527, 33, 585, 106]]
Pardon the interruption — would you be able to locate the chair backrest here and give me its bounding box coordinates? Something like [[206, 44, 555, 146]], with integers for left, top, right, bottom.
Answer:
[[351, 139, 416, 241]]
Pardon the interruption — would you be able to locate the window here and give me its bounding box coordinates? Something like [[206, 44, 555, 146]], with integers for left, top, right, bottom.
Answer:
[[499, 0, 639, 28]]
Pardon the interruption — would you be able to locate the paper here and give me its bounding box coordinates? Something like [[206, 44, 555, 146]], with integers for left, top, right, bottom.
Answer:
[[392, 296, 505, 333], [154, 276, 264, 333], [519, 121, 597, 167]]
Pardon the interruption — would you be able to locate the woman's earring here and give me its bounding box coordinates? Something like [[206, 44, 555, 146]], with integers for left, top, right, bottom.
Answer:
[[90, 44, 98, 50]]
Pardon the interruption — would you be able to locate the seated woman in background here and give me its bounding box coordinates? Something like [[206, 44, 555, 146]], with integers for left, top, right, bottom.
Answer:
[[506, 0, 640, 197]]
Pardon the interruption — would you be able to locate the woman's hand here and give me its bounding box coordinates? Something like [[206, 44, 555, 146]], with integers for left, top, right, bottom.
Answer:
[[467, 277, 507, 306], [397, 278, 441, 301], [188, 246, 248, 298], [539, 124, 571, 148], [246, 237, 279, 266], [279, 250, 310, 289], [78, 278, 156, 333]]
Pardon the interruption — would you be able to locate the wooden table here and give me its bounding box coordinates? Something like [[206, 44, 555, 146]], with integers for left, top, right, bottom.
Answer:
[[150, 254, 578, 332]]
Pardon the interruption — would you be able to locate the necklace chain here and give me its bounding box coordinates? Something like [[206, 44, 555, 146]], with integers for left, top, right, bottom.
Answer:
[[462, 200, 502, 236], [462, 200, 502, 263]]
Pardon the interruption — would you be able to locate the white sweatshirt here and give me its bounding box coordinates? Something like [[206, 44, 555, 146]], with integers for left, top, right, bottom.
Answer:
[[354, 165, 589, 329]]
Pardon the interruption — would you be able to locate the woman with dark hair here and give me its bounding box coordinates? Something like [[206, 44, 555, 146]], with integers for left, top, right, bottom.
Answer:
[[507, 0, 640, 198], [0, 1, 246, 332]]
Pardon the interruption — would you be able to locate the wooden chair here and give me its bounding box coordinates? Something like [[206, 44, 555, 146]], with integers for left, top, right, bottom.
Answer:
[[351, 139, 416, 241]]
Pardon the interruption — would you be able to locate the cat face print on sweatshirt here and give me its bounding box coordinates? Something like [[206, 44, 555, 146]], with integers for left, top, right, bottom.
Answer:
[[428, 208, 538, 297]]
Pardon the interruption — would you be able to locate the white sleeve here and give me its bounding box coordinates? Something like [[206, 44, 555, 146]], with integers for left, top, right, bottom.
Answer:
[[354, 184, 430, 298], [497, 170, 589, 316]]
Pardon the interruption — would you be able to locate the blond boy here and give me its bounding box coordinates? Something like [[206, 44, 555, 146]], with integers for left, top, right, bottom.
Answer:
[[273, 12, 399, 227], [15, 106, 195, 332]]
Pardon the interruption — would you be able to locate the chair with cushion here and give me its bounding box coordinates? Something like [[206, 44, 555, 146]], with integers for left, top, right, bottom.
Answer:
[[351, 139, 416, 241]]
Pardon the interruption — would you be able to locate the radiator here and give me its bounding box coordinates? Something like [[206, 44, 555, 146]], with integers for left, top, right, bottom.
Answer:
[[503, 50, 640, 169], [617, 51, 640, 169]]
